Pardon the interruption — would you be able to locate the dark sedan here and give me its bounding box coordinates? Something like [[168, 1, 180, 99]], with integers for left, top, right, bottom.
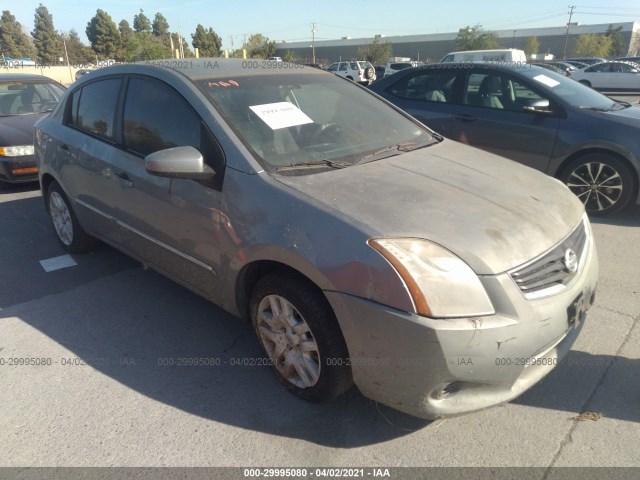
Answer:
[[369, 63, 640, 216], [0, 74, 65, 188]]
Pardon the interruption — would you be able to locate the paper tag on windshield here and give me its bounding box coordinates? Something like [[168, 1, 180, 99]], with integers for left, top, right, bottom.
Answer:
[[249, 102, 313, 130], [533, 74, 560, 88]]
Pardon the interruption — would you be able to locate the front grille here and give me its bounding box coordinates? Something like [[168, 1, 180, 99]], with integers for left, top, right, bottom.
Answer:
[[510, 219, 588, 298]]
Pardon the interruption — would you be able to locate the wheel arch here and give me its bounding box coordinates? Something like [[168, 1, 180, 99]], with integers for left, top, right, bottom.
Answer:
[[235, 260, 331, 322], [39, 173, 57, 207]]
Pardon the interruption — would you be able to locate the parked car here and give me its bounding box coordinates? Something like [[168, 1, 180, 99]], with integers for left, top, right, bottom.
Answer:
[[531, 62, 568, 76], [369, 62, 640, 215], [374, 64, 386, 80], [4, 57, 37, 67], [615, 56, 640, 64], [326, 60, 376, 84], [571, 61, 640, 91], [440, 49, 527, 63], [384, 61, 424, 77], [565, 57, 606, 66], [546, 61, 579, 76], [0, 73, 65, 188], [36, 59, 598, 420], [564, 60, 589, 69]]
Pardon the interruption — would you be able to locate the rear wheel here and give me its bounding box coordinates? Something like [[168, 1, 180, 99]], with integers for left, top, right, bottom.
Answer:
[[578, 80, 591, 87], [46, 181, 95, 252], [250, 273, 352, 402], [560, 153, 635, 216]]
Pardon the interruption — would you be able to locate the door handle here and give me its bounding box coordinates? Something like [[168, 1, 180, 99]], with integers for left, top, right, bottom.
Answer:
[[57, 144, 70, 153], [454, 114, 477, 122], [114, 171, 133, 188]]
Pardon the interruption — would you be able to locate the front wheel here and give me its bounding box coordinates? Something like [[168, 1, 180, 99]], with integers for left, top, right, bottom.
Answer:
[[250, 273, 352, 402], [578, 80, 591, 87], [560, 153, 635, 216], [46, 181, 95, 252]]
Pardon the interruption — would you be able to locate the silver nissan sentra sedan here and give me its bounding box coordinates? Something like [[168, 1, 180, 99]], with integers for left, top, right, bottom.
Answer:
[[35, 59, 598, 419]]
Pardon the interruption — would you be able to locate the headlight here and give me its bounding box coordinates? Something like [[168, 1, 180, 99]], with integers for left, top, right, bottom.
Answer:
[[0, 145, 35, 156], [369, 238, 494, 318]]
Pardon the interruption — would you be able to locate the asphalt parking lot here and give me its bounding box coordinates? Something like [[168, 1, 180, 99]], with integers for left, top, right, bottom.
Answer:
[[0, 174, 638, 475]]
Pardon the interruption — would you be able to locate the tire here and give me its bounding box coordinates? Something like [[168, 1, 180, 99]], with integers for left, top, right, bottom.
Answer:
[[46, 181, 95, 253], [250, 272, 353, 402], [560, 153, 636, 216], [578, 80, 591, 87], [346, 76, 354, 81], [364, 66, 374, 80]]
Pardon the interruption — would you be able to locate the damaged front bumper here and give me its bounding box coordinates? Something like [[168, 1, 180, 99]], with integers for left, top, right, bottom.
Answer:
[[326, 234, 598, 419]]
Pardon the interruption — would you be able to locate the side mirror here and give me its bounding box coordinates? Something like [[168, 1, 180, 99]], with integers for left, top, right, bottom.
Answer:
[[145, 146, 215, 180], [523, 98, 552, 114]]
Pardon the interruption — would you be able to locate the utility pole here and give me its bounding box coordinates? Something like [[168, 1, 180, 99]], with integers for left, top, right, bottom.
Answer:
[[562, 5, 576, 59], [311, 22, 317, 64]]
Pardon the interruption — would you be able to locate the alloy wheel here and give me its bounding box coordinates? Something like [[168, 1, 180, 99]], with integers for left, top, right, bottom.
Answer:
[[256, 294, 321, 388]]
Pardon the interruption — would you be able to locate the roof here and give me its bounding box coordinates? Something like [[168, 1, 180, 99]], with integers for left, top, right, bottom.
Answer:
[[0, 73, 58, 82], [101, 58, 327, 81]]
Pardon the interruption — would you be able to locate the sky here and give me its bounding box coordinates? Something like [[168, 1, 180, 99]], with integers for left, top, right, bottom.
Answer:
[[7, 0, 640, 50]]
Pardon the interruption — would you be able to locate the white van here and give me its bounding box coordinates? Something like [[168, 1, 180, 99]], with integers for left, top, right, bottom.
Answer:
[[440, 49, 527, 63]]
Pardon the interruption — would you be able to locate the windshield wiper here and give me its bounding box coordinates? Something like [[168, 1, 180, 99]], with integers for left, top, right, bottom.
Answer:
[[274, 159, 349, 171], [355, 141, 432, 165], [581, 101, 631, 112]]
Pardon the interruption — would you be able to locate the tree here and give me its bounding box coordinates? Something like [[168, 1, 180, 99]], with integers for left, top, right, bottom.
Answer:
[[283, 50, 297, 63], [0, 10, 36, 59], [32, 4, 62, 64], [62, 29, 94, 64], [455, 24, 500, 51], [86, 9, 120, 59], [152, 13, 169, 37], [605, 25, 625, 57], [357, 37, 392, 64], [574, 34, 612, 57], [191, 24, 221, 57], [244, 33, 276, 59], [133, 9, 151, 33], [524, 36, 539, 56]]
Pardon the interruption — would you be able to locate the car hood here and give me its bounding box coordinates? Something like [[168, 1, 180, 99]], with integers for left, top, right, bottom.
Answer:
[[275, 141, 584, 275], [0, 113, 45, 145], [600, 104, 640, 126]]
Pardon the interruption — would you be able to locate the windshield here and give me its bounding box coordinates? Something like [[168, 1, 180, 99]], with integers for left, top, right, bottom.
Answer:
[[196, 73, 434, 172], [0, 81, 65, 116], [519, 68, 619, 110]]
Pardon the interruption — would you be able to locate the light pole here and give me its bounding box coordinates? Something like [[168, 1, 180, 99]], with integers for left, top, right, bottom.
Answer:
[[562, 5, 576, 59], [311, 22, 317, 64]]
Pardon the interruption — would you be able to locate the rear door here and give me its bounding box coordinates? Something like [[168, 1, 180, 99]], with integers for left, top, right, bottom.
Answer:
[[450, 69, 560, 172], [59, 77, 127, 237]]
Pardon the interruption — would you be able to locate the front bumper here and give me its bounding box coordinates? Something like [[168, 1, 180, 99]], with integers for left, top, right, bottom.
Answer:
[[326, 232, 598, 419], [0, 155, 39, 184]]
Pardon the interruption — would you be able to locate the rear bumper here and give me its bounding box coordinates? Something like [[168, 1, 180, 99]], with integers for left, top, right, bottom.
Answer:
[[326, 231, 598, 419]]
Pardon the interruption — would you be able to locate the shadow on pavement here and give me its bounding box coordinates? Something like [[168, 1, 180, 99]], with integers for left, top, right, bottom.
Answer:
[[513, 349, 639, 423]]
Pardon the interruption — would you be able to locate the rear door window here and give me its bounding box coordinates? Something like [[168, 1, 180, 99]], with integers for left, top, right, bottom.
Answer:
[[72, 79, 122, 140]]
